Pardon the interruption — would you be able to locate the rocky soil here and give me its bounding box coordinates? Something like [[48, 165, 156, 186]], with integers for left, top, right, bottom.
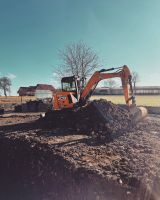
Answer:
[[44, 100, 134, 140], [15, 100, 52, 112], [0, 112, 41, 126], [0, 101, 160, 200]]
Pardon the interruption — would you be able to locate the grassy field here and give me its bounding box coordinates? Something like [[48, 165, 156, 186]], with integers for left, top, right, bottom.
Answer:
[[0, 96, 36, 104], [0, 95, 160, 106], [91, 95, 160, 106]]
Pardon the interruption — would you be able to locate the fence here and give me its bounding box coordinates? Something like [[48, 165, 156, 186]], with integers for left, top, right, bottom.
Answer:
[[0, 96, 37, 104], [94, 87, 160, 95]]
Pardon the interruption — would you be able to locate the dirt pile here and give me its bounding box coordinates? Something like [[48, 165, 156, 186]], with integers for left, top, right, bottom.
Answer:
[[0, 135, 134, 200], [15, 100, 51, 112], [43, 99, 134, 140], [0, 115, 160, 200], [0, 107, 4, 114]]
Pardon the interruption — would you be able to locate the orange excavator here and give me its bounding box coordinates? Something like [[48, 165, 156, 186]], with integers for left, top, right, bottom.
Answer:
[[51, 65, 147, 122], [53, 65, 134, 109]]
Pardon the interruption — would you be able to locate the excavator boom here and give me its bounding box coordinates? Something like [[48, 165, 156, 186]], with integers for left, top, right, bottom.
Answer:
[[80, 65, 134, 106]]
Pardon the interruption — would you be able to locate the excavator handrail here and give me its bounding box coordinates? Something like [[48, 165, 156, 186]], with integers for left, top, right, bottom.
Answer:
[[98, 66, 123, 73]]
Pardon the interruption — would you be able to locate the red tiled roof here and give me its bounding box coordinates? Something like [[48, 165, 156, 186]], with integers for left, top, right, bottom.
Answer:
[[18, 87, 28, 93], [18, 84, 56, 95], [36, 84, 56, 91], [27, 86, 36, 92]]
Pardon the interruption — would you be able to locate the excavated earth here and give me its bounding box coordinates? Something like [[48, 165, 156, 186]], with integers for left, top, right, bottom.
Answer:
[[44, 100, 134, 141], [0, 100, 160, 200]]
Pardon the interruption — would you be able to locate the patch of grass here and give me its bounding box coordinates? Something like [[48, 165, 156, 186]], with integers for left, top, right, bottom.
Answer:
[[91, 95, 160, 107]]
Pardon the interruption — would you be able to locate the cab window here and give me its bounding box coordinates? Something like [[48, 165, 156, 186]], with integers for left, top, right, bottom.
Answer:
[[62, 81, 76, 91]]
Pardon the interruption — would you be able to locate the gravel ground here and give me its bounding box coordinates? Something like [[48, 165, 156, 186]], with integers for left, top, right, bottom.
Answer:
[[0, 111, 160, 199]]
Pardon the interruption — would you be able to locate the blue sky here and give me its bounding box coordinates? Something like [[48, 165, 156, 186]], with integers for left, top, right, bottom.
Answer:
[[0, 0, 160, 95]]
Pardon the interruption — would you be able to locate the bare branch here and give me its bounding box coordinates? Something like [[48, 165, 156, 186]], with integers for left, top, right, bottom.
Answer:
[[132, 71, 140, 91], [104, 79, 117, 88], [53, 41, 100, 82]]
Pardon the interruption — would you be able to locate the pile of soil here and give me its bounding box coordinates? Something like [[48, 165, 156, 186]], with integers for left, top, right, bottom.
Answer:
[[0, 107, 4, 114], [0, 100, 160, 200], [0, 115, 160, 200], [15, 100, 51, 112], [44, 99, 134, 140]]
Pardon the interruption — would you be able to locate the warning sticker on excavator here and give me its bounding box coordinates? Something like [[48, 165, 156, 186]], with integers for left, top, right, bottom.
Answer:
[[58, 96, 67, 101]]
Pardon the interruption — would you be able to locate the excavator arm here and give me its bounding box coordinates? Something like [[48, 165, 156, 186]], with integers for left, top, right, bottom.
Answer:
[[80, 65, 135, 106]]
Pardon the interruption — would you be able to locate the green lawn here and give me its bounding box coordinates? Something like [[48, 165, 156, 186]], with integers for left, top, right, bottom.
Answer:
[[91, 95, 160, 106]]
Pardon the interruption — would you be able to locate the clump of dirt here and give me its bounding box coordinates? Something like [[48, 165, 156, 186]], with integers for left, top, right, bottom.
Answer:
[[0, 107, 4, 114], [43, 99, 134, 140]]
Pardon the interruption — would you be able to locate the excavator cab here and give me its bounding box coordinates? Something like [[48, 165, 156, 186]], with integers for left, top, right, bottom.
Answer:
[[53, 76, 80, 110], [61, 76, 79, 94]]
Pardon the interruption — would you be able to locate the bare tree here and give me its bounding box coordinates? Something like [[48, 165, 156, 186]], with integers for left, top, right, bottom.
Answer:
[[54, 41, 100, 86], [132, 71, 140, 92], [0, 77, 11, 96], [104, 79, 117, 88], [103, 79, 117, 94]]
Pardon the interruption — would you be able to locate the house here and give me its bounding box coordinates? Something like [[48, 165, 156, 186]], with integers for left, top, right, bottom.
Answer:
[[18, 84, 56, 99], [18, 86, 36, 96]]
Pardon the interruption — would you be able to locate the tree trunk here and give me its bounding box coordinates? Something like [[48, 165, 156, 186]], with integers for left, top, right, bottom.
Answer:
[[134, 82, 136, 94], [4, 89, 7, 97]]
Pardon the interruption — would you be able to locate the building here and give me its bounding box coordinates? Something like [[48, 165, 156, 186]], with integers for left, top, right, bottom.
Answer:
[[18, 86, 36, 96], [134, 86, 160, 95], [18, 84, 56, 99], [94, 86, 160, 95]]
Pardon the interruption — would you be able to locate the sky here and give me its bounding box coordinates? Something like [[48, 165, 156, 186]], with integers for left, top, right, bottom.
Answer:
[[0, 0, 160, 95]]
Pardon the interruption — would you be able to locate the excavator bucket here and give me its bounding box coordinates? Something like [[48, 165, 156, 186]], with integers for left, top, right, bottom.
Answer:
[[129, 105, 148, 124], [118, 104, 148, 124]]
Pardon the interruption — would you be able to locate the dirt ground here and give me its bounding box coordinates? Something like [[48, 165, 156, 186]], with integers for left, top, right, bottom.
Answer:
[[0, 111, 160, 200]]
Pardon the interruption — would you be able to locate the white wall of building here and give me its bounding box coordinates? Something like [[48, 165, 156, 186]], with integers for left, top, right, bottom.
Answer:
[[35, 90, 53, 99]]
